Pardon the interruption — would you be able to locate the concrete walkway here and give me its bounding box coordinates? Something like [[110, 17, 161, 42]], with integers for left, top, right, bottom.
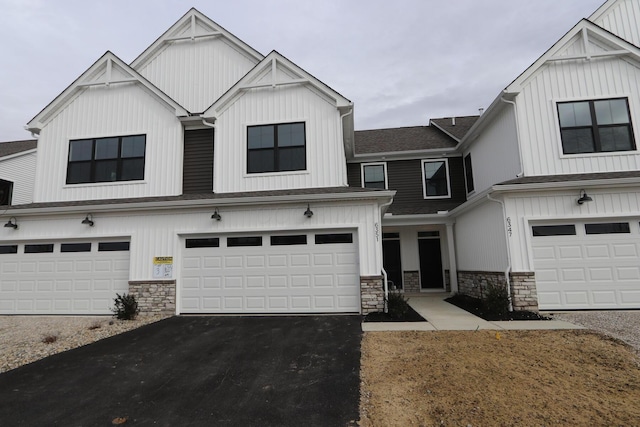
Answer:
[[362, 293, 583, 332]]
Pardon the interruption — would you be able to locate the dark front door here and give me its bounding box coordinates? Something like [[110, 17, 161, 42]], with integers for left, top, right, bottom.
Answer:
[[418, 238, 443, 289], [382, 238, 402, 290]]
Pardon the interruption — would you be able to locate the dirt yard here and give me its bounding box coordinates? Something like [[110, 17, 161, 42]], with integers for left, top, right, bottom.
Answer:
[[360, 330, 640, 426]]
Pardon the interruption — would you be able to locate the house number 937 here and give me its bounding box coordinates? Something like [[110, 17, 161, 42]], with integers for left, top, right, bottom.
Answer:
[[506, 217, 512, 237]]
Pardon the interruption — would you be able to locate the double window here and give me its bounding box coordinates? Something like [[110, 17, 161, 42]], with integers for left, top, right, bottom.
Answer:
[[421, 159, 450, 199], [67, 135, 146, 184], [557, 98, 635, 154], [361, 163, 387, 189], [247, 122, 306, 173]]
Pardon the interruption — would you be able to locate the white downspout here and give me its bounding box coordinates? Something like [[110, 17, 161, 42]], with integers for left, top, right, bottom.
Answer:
[[339, 106, 355, 158], [486, 192, 514, 312], [379, 197, 394, 312], [500, 95, 524, 178]]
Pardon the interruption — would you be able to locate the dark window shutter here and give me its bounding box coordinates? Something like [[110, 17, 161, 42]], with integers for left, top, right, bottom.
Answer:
[[183, 129, 214, 194]]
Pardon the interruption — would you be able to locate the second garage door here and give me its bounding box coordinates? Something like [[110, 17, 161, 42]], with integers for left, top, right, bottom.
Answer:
[[180, 231, 360, 314], [532, 220, 640, 309]]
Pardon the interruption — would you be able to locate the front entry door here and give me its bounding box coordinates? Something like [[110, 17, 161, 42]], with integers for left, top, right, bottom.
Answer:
[[382, 235, 402, 290], [418, 236, 444, 290]]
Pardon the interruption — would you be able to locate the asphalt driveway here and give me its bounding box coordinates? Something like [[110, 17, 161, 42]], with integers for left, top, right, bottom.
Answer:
[[0, 316, 362, 426]]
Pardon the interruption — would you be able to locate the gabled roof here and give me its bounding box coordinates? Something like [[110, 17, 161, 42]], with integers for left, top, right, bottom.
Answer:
[[0, 140, 37, 158], [203, 50, 352, 118], [131, 8, 263, 71], [354, 126, 457, 155], [429, 116, 480, 142], [26, 52, 189, 134], [589, 0, 620, 22], [506, 19, 640, 94]]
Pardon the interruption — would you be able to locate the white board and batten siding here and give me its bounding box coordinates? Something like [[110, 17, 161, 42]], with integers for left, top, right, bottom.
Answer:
[[515, 34, 640, 177], [453, 200, 508, 272], [464, 106, 520, 195], [214, 84, 348, 193], [0, 151, 36, 205], [135, 36, 259, 114], [591, 0, 640, 48], [181, 230, 360, 314], [32, 84, 183, 203]]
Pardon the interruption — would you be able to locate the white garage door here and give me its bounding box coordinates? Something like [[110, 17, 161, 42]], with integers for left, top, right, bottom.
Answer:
[[532, 220, 640, 309], [0, 241, 130, 314], [181, 231, 360, 314]]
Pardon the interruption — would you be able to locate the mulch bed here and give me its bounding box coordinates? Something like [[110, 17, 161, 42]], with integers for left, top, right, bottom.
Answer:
[[445, 294, 549, 321], [363, 304, 426, 322]]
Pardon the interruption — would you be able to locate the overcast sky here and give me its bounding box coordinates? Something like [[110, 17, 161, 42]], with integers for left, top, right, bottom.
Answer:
[[0, 0, 605, 141]]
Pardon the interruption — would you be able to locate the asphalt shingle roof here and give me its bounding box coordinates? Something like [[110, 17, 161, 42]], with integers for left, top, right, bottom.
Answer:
[[0, 140, 37, 158], [429, 116, 480, 141], [497, 171, 640, 186], [5, 186, 390, 211], [354, 126, 456, 155]]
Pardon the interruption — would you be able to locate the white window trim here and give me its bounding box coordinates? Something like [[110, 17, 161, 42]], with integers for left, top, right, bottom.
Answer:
[[463, 153, 475, 196], [360, 162, 388, 189], [421, 158, 451, 199], [551, 94, 638, 160]]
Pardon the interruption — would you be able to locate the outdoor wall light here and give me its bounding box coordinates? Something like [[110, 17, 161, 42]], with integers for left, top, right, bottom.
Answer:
[[304, 204, 313, 218], [81, 214, 94, 226], [3, 217, 17, 230], [577, 190, 593, 205], [211, 209, 222, 221]]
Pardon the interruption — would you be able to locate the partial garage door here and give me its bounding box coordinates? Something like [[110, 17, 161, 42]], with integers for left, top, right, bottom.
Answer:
[[181, 231, 360, 313], [532, 220, 640, 309], [0, 241, 130, 314]]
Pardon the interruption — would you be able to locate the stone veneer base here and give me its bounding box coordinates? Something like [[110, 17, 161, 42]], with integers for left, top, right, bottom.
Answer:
[[457, 271, 538, 312], [361, 275, 384, 314], [129, 280, 176, 315]]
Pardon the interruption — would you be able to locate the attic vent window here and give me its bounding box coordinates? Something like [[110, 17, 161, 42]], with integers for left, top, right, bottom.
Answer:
[[67, 135, 146, 184], [558, 98, 635, 154]]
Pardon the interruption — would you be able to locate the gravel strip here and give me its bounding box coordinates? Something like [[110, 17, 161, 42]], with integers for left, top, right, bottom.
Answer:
[[550, 311, 640, 354], [0, 315, 168, 373]]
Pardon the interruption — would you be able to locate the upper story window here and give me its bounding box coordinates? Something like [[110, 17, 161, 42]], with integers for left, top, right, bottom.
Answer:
[[247, 122, 306, 174], [0, 179, 12, 205], [557, 98, 635, 155], [361, 163, 387, 189], [67, 135, 146, 184], [421, 159, 450, 199], [464, 154, 474, 194]]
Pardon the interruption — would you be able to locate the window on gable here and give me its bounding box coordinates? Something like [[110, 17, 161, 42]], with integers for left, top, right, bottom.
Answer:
[[421, 159, 450, 198], [0, 179, 12, 205], [558, 98, 635, 154], [464, 154, 474, 193], [67, 135, 146, 184], [361, 163, 387, 189], [247, 122, 306, 173]]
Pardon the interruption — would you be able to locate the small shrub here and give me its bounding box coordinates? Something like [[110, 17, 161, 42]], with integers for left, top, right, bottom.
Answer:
[[386, 292, 410, 320], [111, 293, 140, 320], [483, 283, 509, 318], [42, 334, 58, 344]]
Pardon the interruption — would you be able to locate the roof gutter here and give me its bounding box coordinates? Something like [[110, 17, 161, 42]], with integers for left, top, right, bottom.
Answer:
[[492, 177, 640, 193], [3, 190, 397, 217]]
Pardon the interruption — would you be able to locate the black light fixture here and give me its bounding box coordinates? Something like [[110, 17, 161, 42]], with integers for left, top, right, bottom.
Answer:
[[3, 217, 17, 230], [81, 214, 94, 226], [211, 209, 222, 221], [304, 204, 313, 218], [577, 189, 593, 205]]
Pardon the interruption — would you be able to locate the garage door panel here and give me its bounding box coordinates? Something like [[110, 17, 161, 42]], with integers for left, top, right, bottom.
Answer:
[[533, 221, 640, 309], [181, 231, 360, 314], [57, 261, 74, 272]]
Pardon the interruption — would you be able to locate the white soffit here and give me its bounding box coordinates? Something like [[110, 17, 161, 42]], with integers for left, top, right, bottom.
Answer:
[[130, 8, 264, 71], [26, 51, 189, 133]]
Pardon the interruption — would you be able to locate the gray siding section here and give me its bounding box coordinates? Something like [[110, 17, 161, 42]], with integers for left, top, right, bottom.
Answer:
[[347, 158, 466, 215], [183, 129, 214, 194]]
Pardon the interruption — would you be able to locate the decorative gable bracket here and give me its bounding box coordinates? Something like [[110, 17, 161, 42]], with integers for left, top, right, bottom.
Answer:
[[547, 27, 631, 63], [164, 15, 222, 43]]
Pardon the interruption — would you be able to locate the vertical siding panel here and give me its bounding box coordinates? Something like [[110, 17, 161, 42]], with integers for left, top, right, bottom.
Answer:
[[593, 0, 640, 48], [0, 152, 36, 205], [34, 84, 182, 203]]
